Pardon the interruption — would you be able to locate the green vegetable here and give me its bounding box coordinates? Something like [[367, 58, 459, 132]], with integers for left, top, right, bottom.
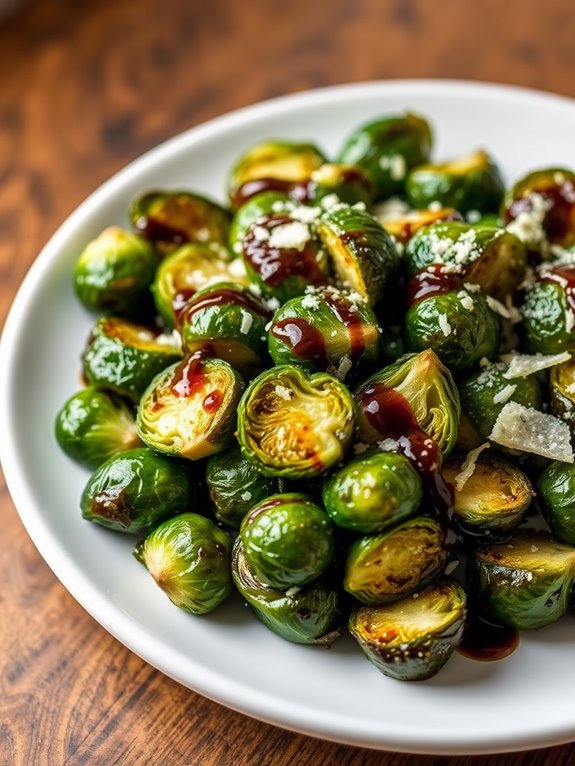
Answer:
[[550, 357, 575, 432], [378, 206, 463, 246], [538, 461, 575, 545], [229, 191, 291, 256], [305, 163, 375, 207], [520, 264, 575, 354]]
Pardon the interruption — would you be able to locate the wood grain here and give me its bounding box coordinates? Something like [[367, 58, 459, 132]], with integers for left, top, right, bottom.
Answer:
[[1, 0, 575, 763]]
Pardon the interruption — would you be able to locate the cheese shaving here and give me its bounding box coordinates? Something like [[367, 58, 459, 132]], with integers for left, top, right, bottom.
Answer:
[[502, 352, 571, 379], [489, 402, 574, 463], [453, 443, 490, 492]]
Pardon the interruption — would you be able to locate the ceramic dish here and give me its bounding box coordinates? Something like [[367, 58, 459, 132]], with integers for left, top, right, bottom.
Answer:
[[2, 81, 575, 755]]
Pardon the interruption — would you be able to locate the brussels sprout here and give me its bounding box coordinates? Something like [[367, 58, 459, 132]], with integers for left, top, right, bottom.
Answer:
[[130, 190, 231, 252], [403, 222, 527, 301], [538, 461, 575, 545], [81, 447, 192, 533], [378, 206, 463, 245], [354, 350, 460, 459], [344, 516, 449, 604], [406, 150, 505, 214], [137, 352, 244, 460], [349, 579, 466, 681], [240, 493, 334, 589], [237, 365, 355, 479], [459, 362, 542, 441], [55, 387, 141, 469], [228, 140, 327, 209], [316, 203, 398, 305], [305, 163, 375, 207], [178, 281, 271, 374], [404, 288, 500, 373], [520, 263, 575, 354], [550, 356, 575, 431], [322, 451, 422, 533], [267, 286, 381, 379], [229, 191, 291, 256], [241, 212, 330, 304], [135, 513, 232, 614], [82, 317, 182, 402], [205, 443, 282, 527], [379, 324, 405, 364], [472, 530, 575, 629], [73, 227, 159, 316], [152, 242, 247, 327], [442, 455, 532, 539], [232, 538, 341, 645], [501, 167, 575, 248], [337, 113, 432, 199]]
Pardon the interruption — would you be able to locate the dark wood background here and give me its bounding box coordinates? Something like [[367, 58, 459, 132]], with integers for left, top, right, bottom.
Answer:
[[2, 1, 575, 764]]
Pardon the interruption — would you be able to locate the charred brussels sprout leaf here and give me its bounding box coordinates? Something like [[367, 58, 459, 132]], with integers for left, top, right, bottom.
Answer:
[[82, 317, 182, 402], [232, 538, 341, 645], [538, 461, 575, 545], [237, 365, 355, 479], [240, 493, 334, 588], [137, 353, 243, 460], [55, 387, 141, 469], [473, 531, 575, 629], [349, 579, 466, 681], [520, 264, 575, 354], [81, 447, 193, 533], [378, 206, 463, 246], [344, 516, 449, 604], [337, 113, 432, 199], [74, 227, 159, 316], [137, 513, 232, 614]]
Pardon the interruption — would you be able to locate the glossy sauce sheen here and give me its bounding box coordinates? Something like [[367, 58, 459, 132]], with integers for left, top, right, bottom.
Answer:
[[323, 290, 365, 361], [233, 178, 309, 208], [134, 214, 189, 245], [271, 318, 327, 363], [171, 351, 210, 398], [540, 263, 575, 314], [179, 286, 270, 322], [407, 265, 463, 306], [458, 614, 520, 662], [505, 182, 575, 242]]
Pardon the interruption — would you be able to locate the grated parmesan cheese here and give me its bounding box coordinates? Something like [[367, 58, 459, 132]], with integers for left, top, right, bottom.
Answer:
[[458, 290, 475, 311], [228, 258, 247, 278], [438, 313, 452, 336], [240, 491, 252, 502], [268, 221, 310, 251], [506, 192, 551, 247], [301, 294, 321, 310], [502, 351, 571, 379], [486, 295, 511, 319], [493, 384, 517, 405], [377, 438, 401, 452], [453, 443, 490, 491], [335, 355, 353, 381], [489, 402, 574, 462], [274, 385, 292, 400], [239, 310, 253, 335]]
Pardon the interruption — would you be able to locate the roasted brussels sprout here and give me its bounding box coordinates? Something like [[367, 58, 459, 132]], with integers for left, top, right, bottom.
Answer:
[[502, 168, 575, 248], [337, 113, 432, 199], [472, 530, 575, 629], [406, 150, 505, 214], [538, 461, 575, 545], [178, 281, 271, 375], [135, 513, 232, 614], [354, 350, 461, 460], [322, 451, 422, 533], [317, 203, 398, 305], [305, 163, 375, 207], [205, 443, 282, 527], [81, 447, 192, 533], [349, 579, 466, 681], [232, 538, 341, 644], [550, 356, 575, 431], [55, 387, 141, 469], [130, 190, 231, 252], [74, 227, 158, 316], [82, 317, 182, 402], [229, 191, 291, 256], [442, 455, 532, 538], [377, 205, 463, 246], [240, 493, 334, 589], [379, 324, 405, 364], [137, 352, 244, 460], [237, 365, 355, 478], [344, 516, 449, 604], [520, 262, 575, 354], [267, 286, 381, 379]]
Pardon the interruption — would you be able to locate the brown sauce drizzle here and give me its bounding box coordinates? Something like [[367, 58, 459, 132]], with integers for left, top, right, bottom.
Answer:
[[323, 290, 365, 361], [458, 614, 520, 662], [505, 183, 575, 243], [178, 285, 270, 324], [407, 265, 463, 306], [203, 390, 223, 413], [271, 318, 327, 364], [134, 215, 188, 246], [171, 349, 212, 398], [233, 178, 310, 208], [539, 263, 575, 314]]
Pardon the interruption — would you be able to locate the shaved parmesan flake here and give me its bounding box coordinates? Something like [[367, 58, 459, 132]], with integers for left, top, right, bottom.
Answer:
[[438, 313, 452, 336], [486, 295, 511, 319], [489, 402, 574, 463], [268, 221, 310, 251], [239, 310, 253, 335], [274, 385, 292, 400], [493, 384, 517, 405], [453, 443, 490, 491], [502, 352, 571, 379]]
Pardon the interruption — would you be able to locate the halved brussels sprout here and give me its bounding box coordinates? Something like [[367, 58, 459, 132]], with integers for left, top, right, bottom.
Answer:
[[378, 206, 463, 245], [316, 203, 398, 305], [538, 461, 575, 545], [229, 191, 291, 256], [344, 516, 449, 604], [152, 242, 247, 327], [205, 443, 282, 527], [178, 281, 271, 374], [550, 357, 575, 431], [73, 226, 159, 316], [137, 353, 244, 460], [135, 513, 232, 614], [337, 113, 432, 199], [232, 538, 341, 645], [472, 530, 575, 629], [228, 140, 327, 209], [82, 317, 182, 402], [349, 579, 466, 681], [306, 163, 375, 207], [406, 149, 505, 214], [322, 451, 422, 533], [81, 447, 192, 533], [55, 387, 141, 469], [520, 263, 575, 354], [237, 365, 355, 478], [404, 288, 500, 373], [130, 190, 231, 252], [442, 455, 532, 539], [354, 350, 461, 459], [240, 493, 334, 589], [267, 286, 381, 379]]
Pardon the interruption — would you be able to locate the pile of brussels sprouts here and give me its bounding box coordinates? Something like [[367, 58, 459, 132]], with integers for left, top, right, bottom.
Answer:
[[55, 111, 575, 683]]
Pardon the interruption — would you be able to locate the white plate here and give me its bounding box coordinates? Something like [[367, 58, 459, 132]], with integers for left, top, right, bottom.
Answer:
[[2, 81, 575, 756]]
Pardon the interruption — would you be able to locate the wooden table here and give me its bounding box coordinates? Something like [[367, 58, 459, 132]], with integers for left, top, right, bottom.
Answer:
[[1, 1, 575, 763]]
